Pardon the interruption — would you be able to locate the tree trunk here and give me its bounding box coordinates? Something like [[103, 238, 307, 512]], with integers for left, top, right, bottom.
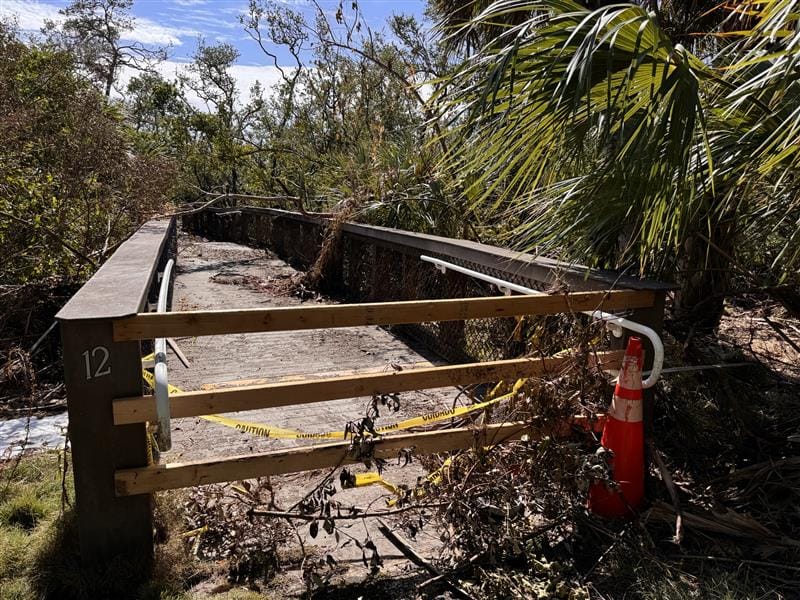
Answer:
[[105, 53, 118, 98], [674, 214, 737, 332]]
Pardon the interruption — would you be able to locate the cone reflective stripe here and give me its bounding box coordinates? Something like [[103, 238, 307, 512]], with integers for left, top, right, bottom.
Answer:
[[589, 337, 645, 517]]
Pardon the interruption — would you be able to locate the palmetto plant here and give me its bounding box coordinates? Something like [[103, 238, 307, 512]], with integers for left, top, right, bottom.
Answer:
[[436, 0, 800, 327]]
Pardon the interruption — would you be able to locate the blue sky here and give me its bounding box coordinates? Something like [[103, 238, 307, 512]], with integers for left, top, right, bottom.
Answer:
[[0, 0, 428, 96], [0, 0, 428, 63]]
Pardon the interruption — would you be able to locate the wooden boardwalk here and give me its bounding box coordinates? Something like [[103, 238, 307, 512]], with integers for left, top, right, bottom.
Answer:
[[164, 234, 460, 462], [160, 234, 457, 590]]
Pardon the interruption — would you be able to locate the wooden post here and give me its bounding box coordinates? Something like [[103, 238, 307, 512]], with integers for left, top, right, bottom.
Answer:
[[60, 320, 153, 563], [56, 218, 174, 567]]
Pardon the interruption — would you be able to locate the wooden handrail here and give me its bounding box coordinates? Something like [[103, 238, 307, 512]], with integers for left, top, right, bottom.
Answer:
[[113, 290, 655, 341], [115, 419, 592, 496], [114, 350, 623, 425]]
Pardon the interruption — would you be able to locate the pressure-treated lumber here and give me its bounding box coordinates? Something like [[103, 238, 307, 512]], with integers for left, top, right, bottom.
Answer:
[[115, 419, 586, 496], [114, 350, 623, 425], [198, 360, 438, 390], [113, 290, 655, 341]]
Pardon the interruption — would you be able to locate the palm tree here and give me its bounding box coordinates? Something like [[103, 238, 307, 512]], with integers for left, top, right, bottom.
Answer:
[[435, 0, 800, 329], [429, 0, 731, 56]]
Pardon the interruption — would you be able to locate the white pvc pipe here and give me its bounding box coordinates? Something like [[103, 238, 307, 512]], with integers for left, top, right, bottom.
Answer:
[[153, 259, 174, 451], [420, 255, 663, 388]]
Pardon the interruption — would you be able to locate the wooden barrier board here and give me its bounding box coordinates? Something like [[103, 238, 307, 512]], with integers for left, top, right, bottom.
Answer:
[[114, 350, 623, 424], [113, 290, 655, 341], [115, 419, 589, 496]]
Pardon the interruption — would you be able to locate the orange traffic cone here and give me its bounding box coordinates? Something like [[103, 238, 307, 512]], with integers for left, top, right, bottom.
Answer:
[[588, 336, 645, 517]]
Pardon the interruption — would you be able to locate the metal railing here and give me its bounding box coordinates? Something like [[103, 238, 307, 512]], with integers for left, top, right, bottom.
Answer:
[[420, 255, 664, 388], [153, 258, 175, 451]]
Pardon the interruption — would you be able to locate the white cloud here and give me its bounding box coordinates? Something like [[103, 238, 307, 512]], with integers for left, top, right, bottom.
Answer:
[[0, 0, 196, 46], [123, 18, 195, 46], [229, 63, 288, 96], [0, 0, 60, 30], [116, 60, 290, 109], [160, 10, 240, 32]]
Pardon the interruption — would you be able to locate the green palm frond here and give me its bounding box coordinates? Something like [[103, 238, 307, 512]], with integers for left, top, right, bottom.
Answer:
[[436, 1, 719, 270], [435, 0, 800, 279]]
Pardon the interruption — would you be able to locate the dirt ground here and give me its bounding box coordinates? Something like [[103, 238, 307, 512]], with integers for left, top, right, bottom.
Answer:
[[162, 234, 459, 595]]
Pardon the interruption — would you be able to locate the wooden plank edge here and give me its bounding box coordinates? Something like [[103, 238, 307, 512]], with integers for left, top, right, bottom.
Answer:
[[197, 360, 439, 390], [112, 290, 656, 341], [115, 419, 590, 496], [114, 350, 624, 425]]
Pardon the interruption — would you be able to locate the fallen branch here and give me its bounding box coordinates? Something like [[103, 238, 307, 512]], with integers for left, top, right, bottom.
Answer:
[[250, 502, 443, 521], [192, 188, 335, 218], [762, 316, 800, 355], [166, 338, 191, 368], [376, 519, 476, 600], [672, 554, 800, 573], [420, 551, 487, 590], [648, 501, 800, 548], [715, 457, 800, 483], [157, 194, 226, 218], [649, 439, 683, 544], [29, 321, 58, 356]]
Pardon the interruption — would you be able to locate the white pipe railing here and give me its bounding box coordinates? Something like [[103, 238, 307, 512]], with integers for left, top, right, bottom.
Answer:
[[420, 255, 663, 388], [153, 258, 174, 451]]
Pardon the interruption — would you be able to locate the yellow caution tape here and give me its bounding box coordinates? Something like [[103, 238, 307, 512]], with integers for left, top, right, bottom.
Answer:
[[142, 362, 529, 503], [141, 368, 518, 441], [197, 392, 514, 440], [386, 454, 460, 506], [346, 381, 525, 505], [231, 484, 252, 497], [354, 472, 402, 496], [181, 525, 208, 538], [201, 413, 312, 439], [352, 454, 460, 507]]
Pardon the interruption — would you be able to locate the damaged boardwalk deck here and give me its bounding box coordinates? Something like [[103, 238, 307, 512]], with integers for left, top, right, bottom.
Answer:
[[157, 235, 462, 586], [162, 234, 462, 462], [56, 212, 666, 591]]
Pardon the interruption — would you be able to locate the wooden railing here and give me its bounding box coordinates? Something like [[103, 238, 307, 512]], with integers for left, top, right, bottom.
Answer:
[[108, 290, 647, 497], [56, 211, 668, 568]]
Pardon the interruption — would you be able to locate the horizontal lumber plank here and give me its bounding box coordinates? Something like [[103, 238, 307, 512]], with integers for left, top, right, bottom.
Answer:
[[115, 420, 579, 496], [114, 350, 623, 425], [198, 360, 438, 390], [113, 290, 655, 341]]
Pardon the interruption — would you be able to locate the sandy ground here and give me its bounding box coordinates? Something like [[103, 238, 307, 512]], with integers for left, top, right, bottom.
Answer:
[[162, 234, 456, 594]]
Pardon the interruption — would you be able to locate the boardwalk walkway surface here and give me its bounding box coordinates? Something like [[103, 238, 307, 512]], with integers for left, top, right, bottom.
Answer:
[[164, 233, 455, 592], [165, 233, 459, 461]]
